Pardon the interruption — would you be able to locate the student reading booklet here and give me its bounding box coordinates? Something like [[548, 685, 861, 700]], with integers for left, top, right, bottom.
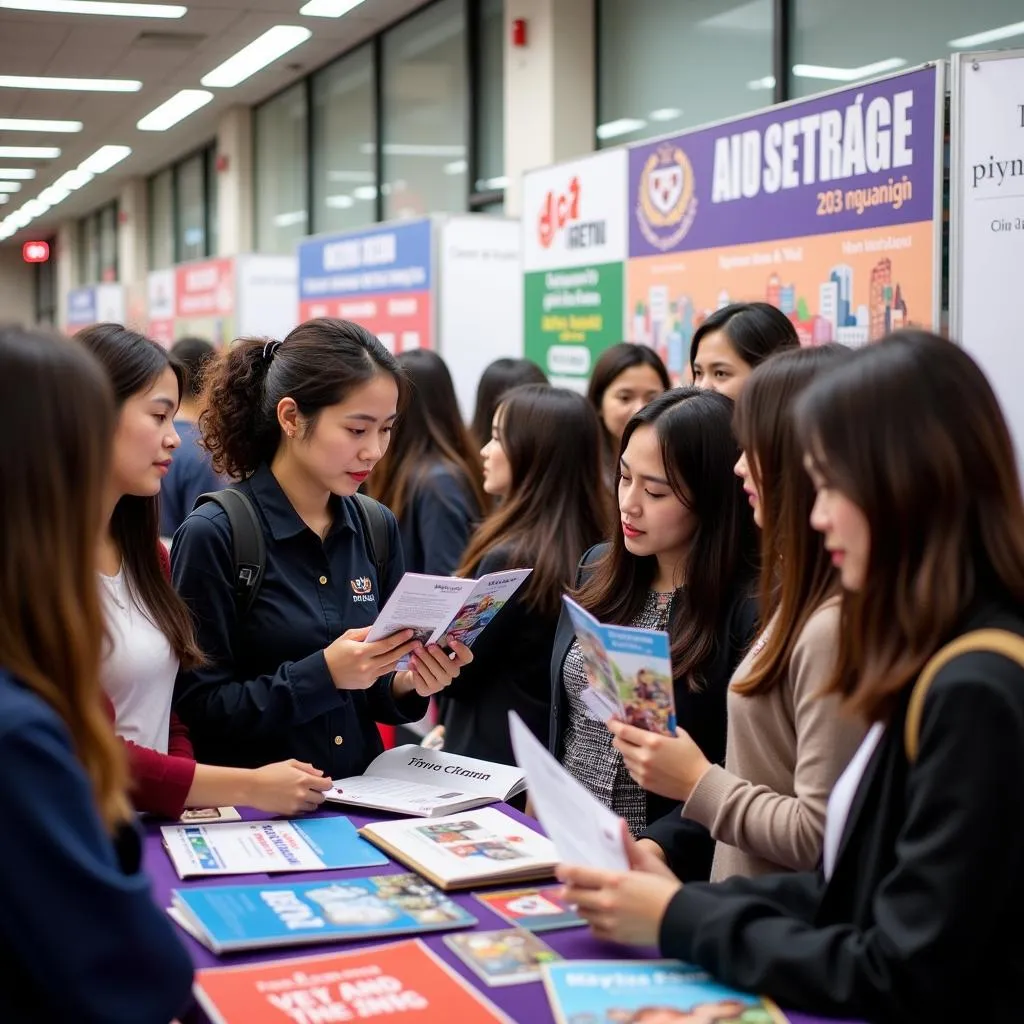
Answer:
[[161, 816, 387, 879], [326, 744, 527, 817], [365, 568, 531, 666], [169, 873, 477, 954], [562, 595, 676, 734], [358, 807, 558, 891], [193, 939, 513, 1024], [542, 961, 789, 1024]]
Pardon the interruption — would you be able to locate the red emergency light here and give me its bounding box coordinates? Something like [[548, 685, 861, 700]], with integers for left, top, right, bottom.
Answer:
[[22, 240, 50, 263]]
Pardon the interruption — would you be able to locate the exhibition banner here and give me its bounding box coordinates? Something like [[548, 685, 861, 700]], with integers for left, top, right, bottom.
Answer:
[[298, 219, 433, 353], [627, 65, 943, 374], [174, 257, 236, 347], [66, 283, 125, 334]]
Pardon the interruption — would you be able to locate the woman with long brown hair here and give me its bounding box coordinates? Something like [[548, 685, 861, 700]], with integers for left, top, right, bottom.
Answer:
[[366, 349, 486, 576], [559, 331, 1024, 1020], [0, 325, 192, 1021], [441, 384, 609, 764], [612, 346, 865, 879]]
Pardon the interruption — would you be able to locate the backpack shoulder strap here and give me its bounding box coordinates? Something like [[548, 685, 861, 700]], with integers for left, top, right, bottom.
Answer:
[[193, 488, 266, 621], [353, 493, 390, 586], [905, 628, 1024, 762]]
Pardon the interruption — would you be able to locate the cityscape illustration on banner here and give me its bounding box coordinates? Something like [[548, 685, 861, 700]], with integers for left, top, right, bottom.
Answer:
[[298, 218, 433, 353], [627, 64, 943, 377]]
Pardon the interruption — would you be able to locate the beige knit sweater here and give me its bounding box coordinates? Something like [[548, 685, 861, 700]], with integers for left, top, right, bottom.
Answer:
[[682, 599, 865, 881]]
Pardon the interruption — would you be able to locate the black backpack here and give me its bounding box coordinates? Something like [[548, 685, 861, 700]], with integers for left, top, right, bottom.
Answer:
[[192, 488, 390, 620]]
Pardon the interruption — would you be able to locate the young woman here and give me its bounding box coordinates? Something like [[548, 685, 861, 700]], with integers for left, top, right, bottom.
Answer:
[[441, 385, 609, 764], [0, 325, 192, 1021], [690, 302, 798, 400], [614, 346, 865, 880], [76, 323, 334, 819], [470, 357, 548, 449], [367, 349, 487, 577], [558, 331, 1024, 1020], [550, 388, 759, 864], [587, 343, 671, 481], [172, 318, 471, 776]]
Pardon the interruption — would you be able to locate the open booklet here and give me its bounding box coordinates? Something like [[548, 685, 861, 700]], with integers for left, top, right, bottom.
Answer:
[[365, 568, 532, 667], [326, 744, 527, 818], [562, 595, 676, 735]]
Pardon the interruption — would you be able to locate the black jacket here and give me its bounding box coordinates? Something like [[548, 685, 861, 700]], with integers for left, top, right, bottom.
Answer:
[[398, 461, 479, 578], [660, 598, 1024, 1022]]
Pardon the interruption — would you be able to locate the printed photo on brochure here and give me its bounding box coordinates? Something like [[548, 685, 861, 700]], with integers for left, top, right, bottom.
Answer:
[[445, 928, 562, 987], [474, 886, 586, 933]]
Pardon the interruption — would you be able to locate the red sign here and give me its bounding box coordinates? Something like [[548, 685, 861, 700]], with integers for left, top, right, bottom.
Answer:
[[22, 240, 49, 263], [538, 176, 581, 248]]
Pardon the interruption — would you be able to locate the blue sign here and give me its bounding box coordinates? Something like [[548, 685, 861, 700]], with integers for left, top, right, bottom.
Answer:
[[67, 286, 97, 327]]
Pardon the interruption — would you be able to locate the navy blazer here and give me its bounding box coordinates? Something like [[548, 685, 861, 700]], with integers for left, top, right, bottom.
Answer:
[[398, 460, 480, 577]]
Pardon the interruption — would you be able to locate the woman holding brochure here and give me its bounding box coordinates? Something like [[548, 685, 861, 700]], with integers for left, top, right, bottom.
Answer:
[[0, 325, 193, 1022], [557, 333, 1024, 1021], [172, 318, 471, 779], [618, 346, 865, 879]]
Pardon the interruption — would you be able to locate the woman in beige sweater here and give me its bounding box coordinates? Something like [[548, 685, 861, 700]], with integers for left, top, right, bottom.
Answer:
[[612, 344, 865, 880]]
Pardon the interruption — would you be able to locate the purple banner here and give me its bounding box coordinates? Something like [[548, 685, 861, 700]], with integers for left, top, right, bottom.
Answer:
[[628, 66, 938, 258]]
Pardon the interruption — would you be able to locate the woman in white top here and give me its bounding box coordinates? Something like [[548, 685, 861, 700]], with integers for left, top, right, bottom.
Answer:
[[76, 323, 332, 818]]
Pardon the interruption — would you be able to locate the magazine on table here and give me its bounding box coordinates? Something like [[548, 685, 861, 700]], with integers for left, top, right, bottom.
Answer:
[[326, 744, 527, 817], [365, 568, 531, 667], [168, 873, 477, 954], [444, 928, 562, 987], [358, 807, 558, 891], [562, 595, 676, 734]]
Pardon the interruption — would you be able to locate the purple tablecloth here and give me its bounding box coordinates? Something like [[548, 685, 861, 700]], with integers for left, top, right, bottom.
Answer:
[[143, 805, 857, 1024]]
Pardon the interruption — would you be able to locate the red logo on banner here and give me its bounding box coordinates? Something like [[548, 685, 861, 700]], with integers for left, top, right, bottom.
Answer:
[[22, 240, 49, 263], [538, 177, 581, 249]]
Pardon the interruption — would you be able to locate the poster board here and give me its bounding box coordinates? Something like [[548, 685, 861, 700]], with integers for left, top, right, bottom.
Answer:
[[65, 283, 125, 334]]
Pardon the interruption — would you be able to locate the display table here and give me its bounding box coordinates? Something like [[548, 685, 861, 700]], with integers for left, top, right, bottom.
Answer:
[[143, 806, 857, 1024]]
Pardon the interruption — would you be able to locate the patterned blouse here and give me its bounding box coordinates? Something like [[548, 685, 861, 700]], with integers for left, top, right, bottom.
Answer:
[[561, 590, 674, 836]]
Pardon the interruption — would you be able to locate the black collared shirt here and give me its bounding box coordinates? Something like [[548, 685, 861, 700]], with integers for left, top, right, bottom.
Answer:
[[171, 464, 427, 777]]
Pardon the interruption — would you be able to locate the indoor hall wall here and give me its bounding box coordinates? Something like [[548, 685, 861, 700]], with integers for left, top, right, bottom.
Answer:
[[0, 248, 35, 327]]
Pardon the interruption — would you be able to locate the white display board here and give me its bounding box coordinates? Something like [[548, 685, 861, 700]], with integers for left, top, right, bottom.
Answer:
[[236, 253, 299, 341], [951, 49, 1024, 482]]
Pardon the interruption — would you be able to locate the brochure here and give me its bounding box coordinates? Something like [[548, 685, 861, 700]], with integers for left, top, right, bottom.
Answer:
[[193, 938, 514, 1024], [358, 807, 558, 891], [445, 928, 561, 987], [169, 873, 477, 954], [180, 806, 241, 823], [365, 568, 532, 666], [508, 711, 629, 872], [326, 744, 527, 817], [562, 595, 676, 735], [161, 816, 388, 879], [473, 886, 586, 933]]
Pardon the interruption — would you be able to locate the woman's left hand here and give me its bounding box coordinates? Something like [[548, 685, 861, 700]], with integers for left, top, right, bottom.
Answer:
[[394, 640, 473, 697], [609, 720, 712, 802]]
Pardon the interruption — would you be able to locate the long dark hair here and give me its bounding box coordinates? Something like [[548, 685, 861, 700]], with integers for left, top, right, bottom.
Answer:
[[0, 327, 130, 829], [201, 318, 403, 481], [690, 302, 799, 377], [75, 324, 204, 670], [732, 345, 852, 696], [577, 387, 758, 688], [368, 349, 487, 521], [457, 385, 609, 617], [795, 330, 1024, 721], [470, 357, 548, 449]]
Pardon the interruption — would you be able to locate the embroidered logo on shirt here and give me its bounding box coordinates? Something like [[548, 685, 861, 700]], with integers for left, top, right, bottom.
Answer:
[[351, 577, 375, 603]]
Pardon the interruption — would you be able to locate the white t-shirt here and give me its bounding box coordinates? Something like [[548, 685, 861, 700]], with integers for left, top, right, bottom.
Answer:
[[99, 569, 179, 754], [822, 722, 885, 880]]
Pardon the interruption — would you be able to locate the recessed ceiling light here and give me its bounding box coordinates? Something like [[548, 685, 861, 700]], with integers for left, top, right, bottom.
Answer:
[[299, 0, 365, 17], [79, 144, 131, 174], [137, 89, 213, 131], [0, 146, 60, 158], [0, 181, 22, 192], [0, 117, 83, 132], [201, 26, 312, 88], [596, 117, 647, 141], [949, 20, 1024, 47], [0, 168, 36, 179], [0, 74, 141, 92], [0, 0, 185, 16], [791, 58, 906, 82]]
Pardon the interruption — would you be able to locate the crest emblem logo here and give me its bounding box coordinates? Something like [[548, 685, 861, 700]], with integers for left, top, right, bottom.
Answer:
[[637, 143, 698, 252], [350, 577, 373, 595]]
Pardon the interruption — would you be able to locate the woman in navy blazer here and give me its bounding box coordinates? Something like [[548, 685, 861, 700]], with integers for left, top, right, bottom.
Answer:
[[559, 331, 1024, 1022]]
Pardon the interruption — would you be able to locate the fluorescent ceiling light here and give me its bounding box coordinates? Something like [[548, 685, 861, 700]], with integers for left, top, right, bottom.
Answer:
[[0, 196, 8, 205], [596, 117, 646, 141], [359, 143, 466, 158], [326, 169, 373, 183], [272, 210, 306, 228], [201, 26, 312, 88], [0, 146, 60, 158], [325, 194, 354, 209], [949, 21, 1024, 47], [649, 107, 682, 122], [137, 89, 213, 131], [0, 117, 82, 132], [79, 144, 131, 174], [0, 181, 22, 193], [300, 0, 365, 17], [443, 159, 467, 175], [792, 58, 906, 82], [38, 184, 70, 205], [0, 168, 36, 179], [352, 185, 377, 201], [0, 74, 141, 92], [747, 75, 776, 91], [0, 0, 185, 16], [478, 175, 509, 190], [22, 198, 49, 218], [53, 167, 94, 190]]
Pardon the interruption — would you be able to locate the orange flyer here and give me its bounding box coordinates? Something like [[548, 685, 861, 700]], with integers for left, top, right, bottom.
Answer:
[[195, 937, 512, 1024]]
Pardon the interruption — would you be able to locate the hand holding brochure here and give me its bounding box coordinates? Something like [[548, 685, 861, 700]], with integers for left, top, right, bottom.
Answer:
[[327, 744, 527, 817], [562, 595, 676, 735], [366, 568, 531, 667]]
